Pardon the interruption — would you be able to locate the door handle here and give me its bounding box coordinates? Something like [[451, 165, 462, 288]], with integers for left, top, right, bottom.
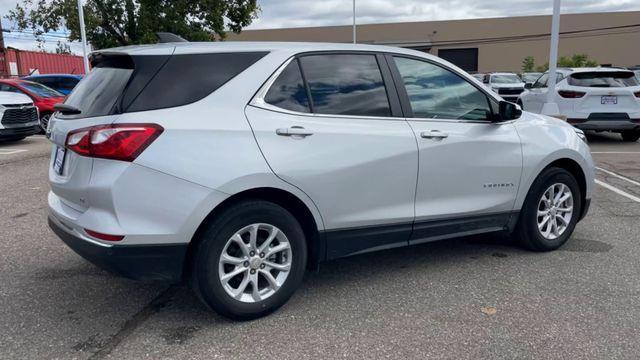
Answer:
[[276, 126, 314, 137], [420, 130, 449, 139]]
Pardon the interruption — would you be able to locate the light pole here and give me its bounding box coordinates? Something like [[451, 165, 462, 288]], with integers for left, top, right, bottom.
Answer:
[[77, 0, 90, 74], [352, 0, 356, 44], [541, 0, 561, 116]]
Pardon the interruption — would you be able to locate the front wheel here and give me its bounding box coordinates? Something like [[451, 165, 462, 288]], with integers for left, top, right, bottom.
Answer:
[[191, 201, 307, 320], [621, 131, 640, 142], [515, 167, 582, 251]]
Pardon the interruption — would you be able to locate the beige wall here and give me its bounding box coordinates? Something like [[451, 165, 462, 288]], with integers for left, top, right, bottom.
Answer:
[[228, 11, 640, 72]]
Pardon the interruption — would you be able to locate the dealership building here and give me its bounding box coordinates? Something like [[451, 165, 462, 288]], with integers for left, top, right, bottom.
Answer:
[[228, 11, 640, 73]]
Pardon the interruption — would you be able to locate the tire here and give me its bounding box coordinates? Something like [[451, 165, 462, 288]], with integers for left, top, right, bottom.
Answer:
[[621, 131, 640, 142], [191, 201, 307, 320], [515, 167, 582, 251]]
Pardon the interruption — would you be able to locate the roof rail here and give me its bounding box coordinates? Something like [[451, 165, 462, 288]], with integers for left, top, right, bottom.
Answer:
[[155, 32, 188, 43]]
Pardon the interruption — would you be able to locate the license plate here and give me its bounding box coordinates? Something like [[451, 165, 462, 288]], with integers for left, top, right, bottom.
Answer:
[[53, 146, 66, 175], [601, 95, 617, 105]]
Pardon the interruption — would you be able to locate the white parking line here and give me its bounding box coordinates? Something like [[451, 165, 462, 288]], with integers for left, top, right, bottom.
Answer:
[[597, 167, 640, 187], [596, 179, 640, 203], [0, 149, 27, 155]]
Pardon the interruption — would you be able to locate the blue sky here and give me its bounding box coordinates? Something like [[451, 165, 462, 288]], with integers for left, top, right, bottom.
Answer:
[[2, 0, 640, 53]]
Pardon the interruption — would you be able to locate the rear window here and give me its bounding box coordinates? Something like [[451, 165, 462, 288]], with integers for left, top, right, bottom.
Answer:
[[21, 81, 64, 98], [568, 71, 639, 88], [61, 52, 267, 119]]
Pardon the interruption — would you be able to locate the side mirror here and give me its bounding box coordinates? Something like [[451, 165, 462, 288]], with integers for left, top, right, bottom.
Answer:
[[524, 83, 533, 89], [497, 100, 522, 121]]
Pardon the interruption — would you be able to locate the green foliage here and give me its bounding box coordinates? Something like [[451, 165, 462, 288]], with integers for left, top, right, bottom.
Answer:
[[7, 0, 259, 50], [523, 53, 599, 73], [522, 55, 535, 72]]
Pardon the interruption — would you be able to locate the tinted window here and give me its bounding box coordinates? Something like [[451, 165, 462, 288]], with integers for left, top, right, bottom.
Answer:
[[20, 82, 63, 98], [127, 52, 267, 112], [63, 55, 134, 119], [393, 57, 492, 121], [568, 71, 639, 87], [0, 84, 22, 94], [61, 52, 266, 119], [532, 73, 564, 88], [490, 74, 522, 84], [265, 59, 310, 113], [59, 77, 80, 90], [299, 54, 391, 117]]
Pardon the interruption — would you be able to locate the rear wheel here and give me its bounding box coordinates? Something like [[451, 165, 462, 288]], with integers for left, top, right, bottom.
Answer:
[[621, 131, 640, 142], [515, 167, 581, 251], [191, 201, 307, 320]]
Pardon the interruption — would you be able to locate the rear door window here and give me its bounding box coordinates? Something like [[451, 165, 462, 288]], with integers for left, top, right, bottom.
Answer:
[[298, 54, 391, 117], [264, 59, 310, 113], [568, 71, 639, 87]]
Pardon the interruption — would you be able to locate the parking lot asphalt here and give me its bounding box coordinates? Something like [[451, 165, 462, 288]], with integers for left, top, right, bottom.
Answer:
[[1, 133, 640, 359]]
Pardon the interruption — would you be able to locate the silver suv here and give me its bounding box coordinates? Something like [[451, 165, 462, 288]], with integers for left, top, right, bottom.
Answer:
[[47, 42, 594, 320]]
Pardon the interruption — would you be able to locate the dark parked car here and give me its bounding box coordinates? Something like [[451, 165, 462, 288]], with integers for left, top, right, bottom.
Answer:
[[22, 74, 83, 95]]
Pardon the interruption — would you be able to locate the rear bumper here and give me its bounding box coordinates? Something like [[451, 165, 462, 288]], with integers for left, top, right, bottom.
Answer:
[[48, 214, 188, 282], [568, 119, 640, 131], [0, 125, 40, 139]]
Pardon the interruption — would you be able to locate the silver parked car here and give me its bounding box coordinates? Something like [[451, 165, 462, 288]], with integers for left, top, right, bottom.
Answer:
[[47, 42, 595, 320]]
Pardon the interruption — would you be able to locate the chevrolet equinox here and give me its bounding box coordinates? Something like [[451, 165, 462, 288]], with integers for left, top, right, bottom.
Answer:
[[47, 42, 595, 320]]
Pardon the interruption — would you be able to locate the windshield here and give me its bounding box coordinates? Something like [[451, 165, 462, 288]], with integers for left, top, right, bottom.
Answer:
[[568, 71, 639, 88], [522, 73, 542, 83], [491, 74, 522, 84], [20, 81, 63, 98]]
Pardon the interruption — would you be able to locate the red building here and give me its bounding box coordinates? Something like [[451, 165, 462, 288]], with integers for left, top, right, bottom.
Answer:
[[0, 47, 85, 78]]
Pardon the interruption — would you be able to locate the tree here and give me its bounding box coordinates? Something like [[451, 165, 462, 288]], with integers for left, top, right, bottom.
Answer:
[[523, 53, 599, 73], [522, 56, 535, 72], [7, 0, 259, 50], [55, 40, 72, 54]]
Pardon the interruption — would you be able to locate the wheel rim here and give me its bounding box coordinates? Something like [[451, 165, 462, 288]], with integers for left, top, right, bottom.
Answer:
[[218, 223, 292, 303], [537, 183, 574, 240]]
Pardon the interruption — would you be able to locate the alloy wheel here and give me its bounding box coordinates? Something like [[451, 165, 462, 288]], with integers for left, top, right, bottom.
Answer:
[[218, 223, 292, 303], [537, 183, 574, 240]]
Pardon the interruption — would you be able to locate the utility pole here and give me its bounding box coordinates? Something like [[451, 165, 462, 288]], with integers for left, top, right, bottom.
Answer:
[[542, 0, 561, 116], [77, 0, 90, 74], [352, 0, 356, 44]]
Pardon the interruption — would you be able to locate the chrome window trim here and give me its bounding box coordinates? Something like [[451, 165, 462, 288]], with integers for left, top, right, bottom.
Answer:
[[250, 53, 517, 125]]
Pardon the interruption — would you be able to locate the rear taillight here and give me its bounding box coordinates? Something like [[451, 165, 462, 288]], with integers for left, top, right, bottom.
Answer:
[[558, 90, 586, 98], [84, 229, 124, 242], [66, 123, 163, 162]]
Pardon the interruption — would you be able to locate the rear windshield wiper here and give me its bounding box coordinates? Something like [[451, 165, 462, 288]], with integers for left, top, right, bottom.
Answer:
[[54, 103, 82, 115]]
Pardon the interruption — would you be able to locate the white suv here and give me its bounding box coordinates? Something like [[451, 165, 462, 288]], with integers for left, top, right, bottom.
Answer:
[[0, 91, 40, 142], [519, 68, 640, 142], [482, 72, 526, 103], [47, 42, 594, 319]]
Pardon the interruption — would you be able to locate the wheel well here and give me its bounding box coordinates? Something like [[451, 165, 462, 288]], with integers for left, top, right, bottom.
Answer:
[[183, 188, 322, 280], [545, 158, 587, 203]]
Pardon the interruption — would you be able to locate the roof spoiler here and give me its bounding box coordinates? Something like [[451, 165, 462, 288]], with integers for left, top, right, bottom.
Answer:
[[155, 32, 188, 43]]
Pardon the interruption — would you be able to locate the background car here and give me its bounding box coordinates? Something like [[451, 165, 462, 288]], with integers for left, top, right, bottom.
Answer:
[[519, 67, 640, 142], [520, 72, 543, 85], [22, 74, 82, 95], [0, 79, 65, 131], [483, 72, 526, 102], [0, 91, 40, 142], [471, 73, 486, 82]]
